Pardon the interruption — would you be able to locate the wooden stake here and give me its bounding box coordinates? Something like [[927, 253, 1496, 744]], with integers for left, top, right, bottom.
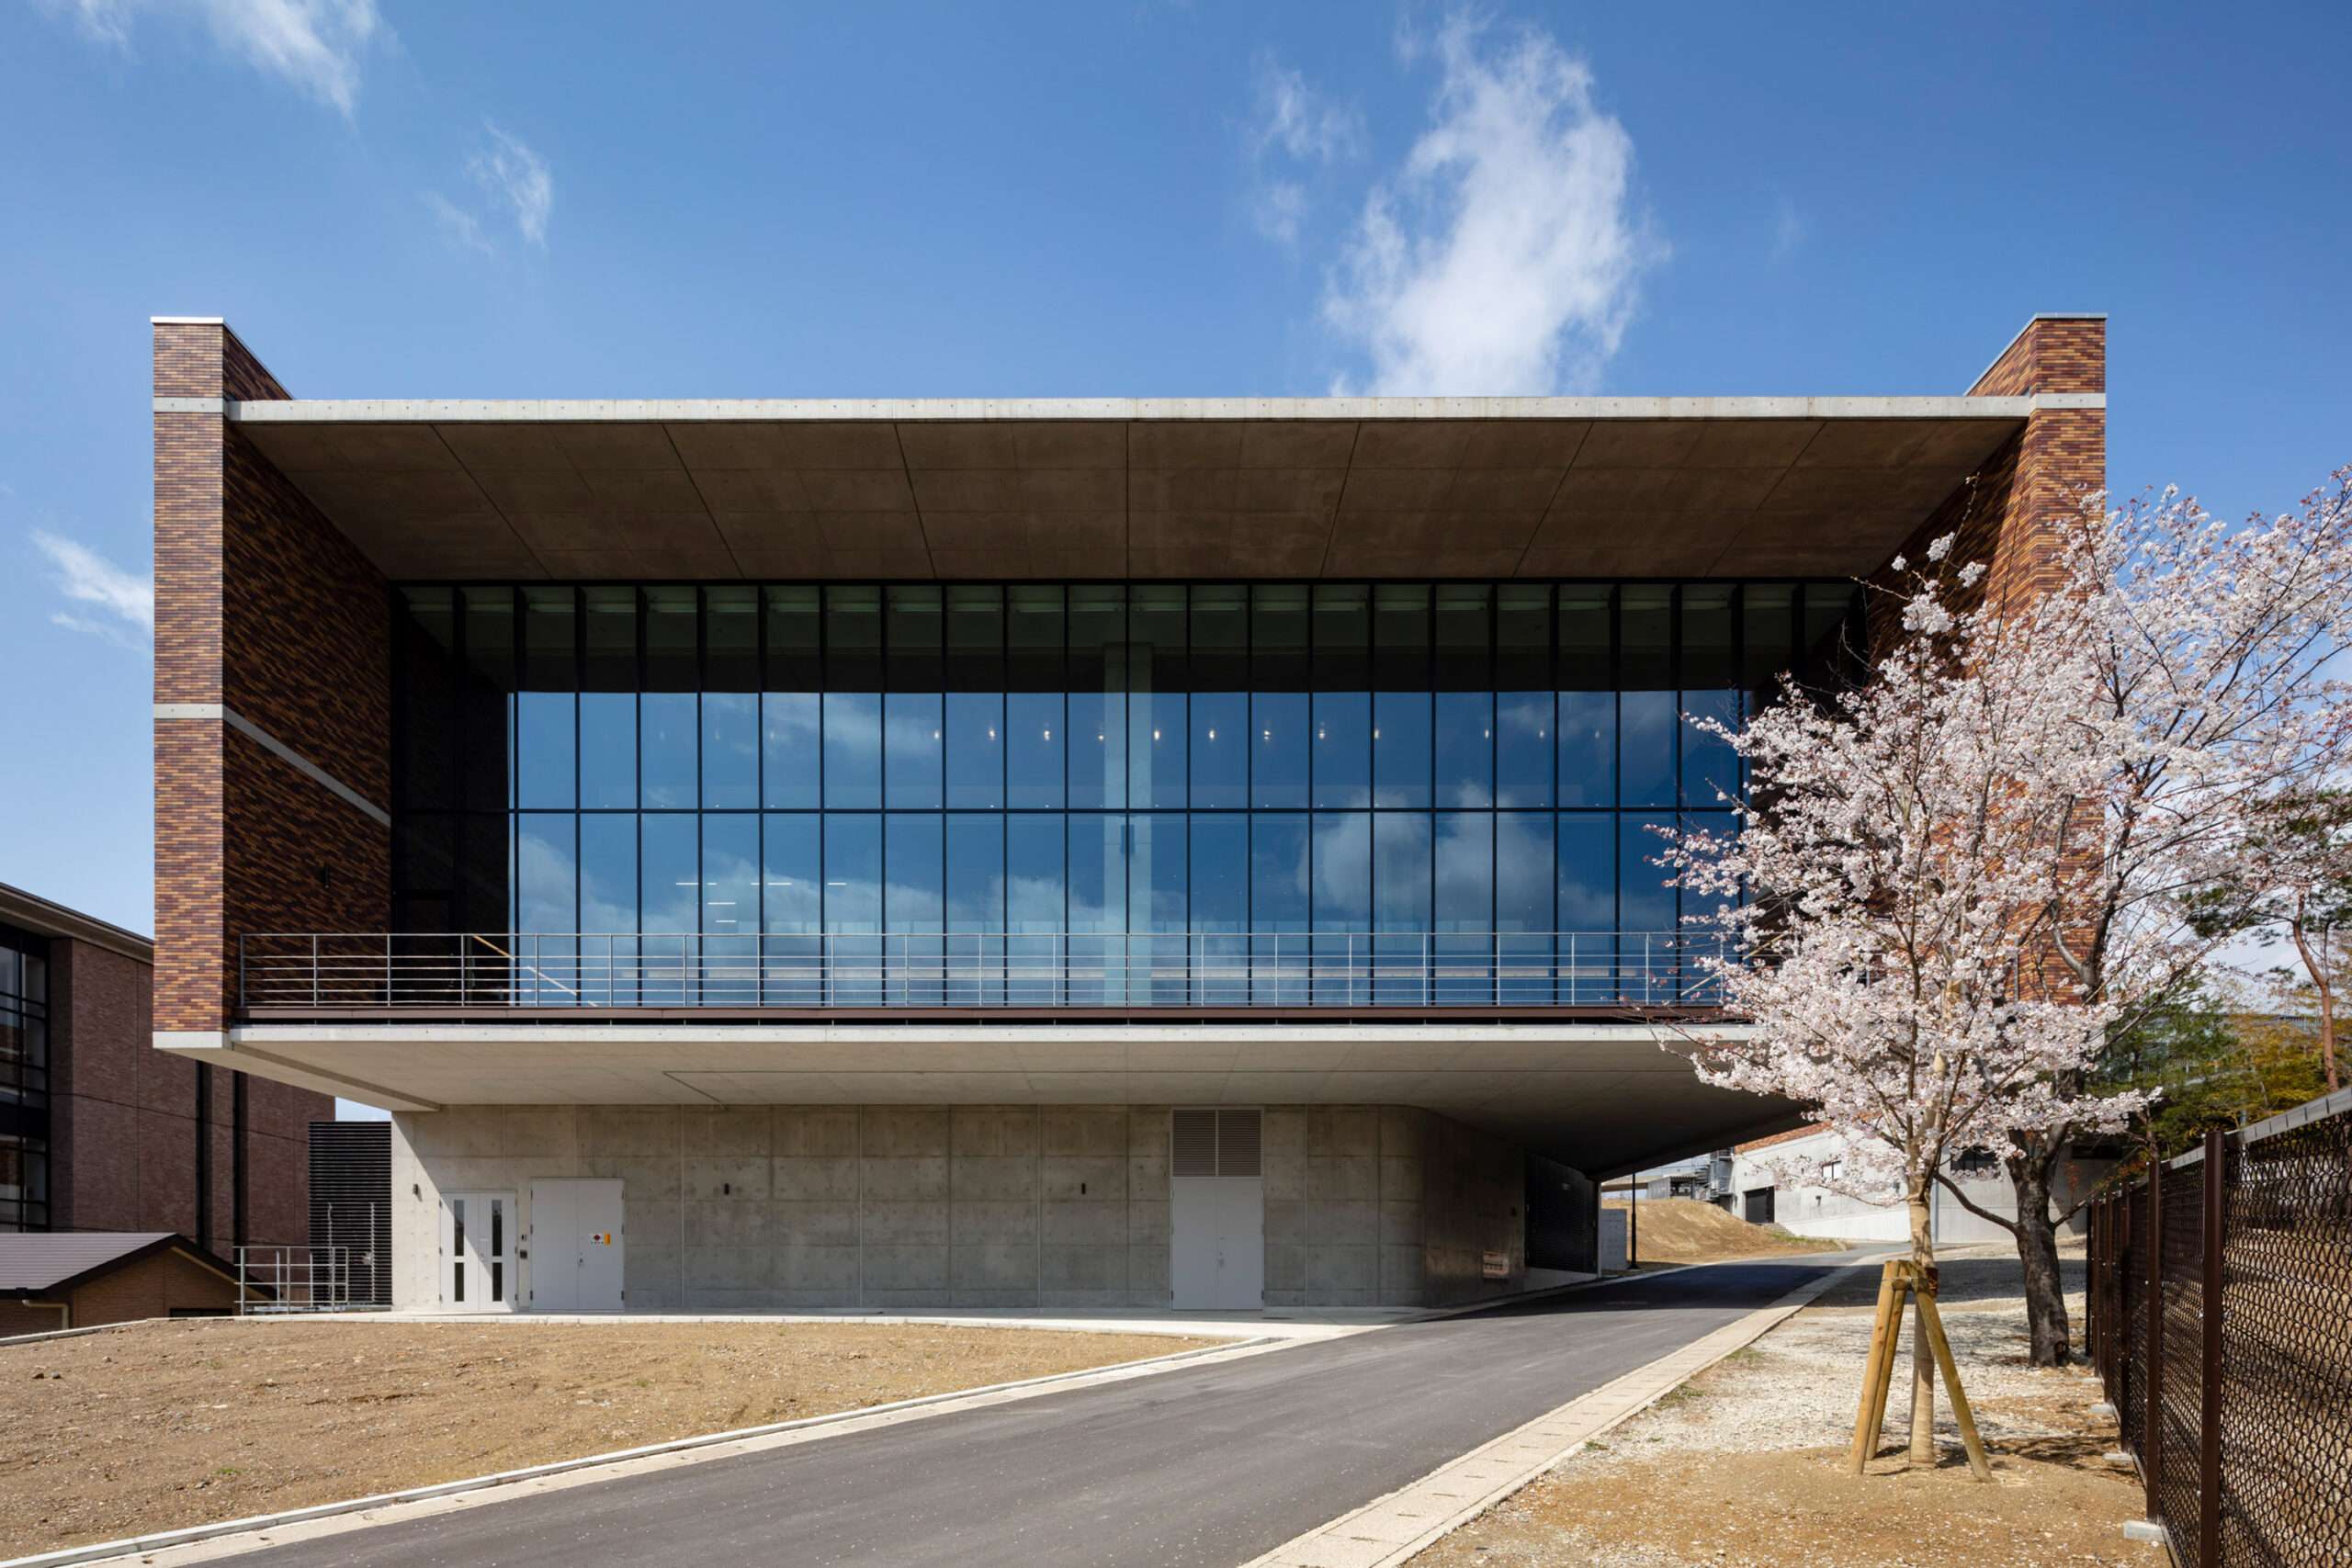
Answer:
[[1848, 1259, 1907, 1473], [1917, 1286, 1993, 1482]]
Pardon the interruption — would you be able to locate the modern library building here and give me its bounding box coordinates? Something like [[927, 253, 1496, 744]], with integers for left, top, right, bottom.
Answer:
[[152, 315, 2103, 1310]]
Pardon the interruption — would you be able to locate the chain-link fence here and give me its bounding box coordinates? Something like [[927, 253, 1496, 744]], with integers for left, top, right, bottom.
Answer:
[[2088, 1086, 2352, 1567]]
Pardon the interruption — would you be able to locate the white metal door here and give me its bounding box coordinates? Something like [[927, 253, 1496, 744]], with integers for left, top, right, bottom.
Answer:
[[531, 1178, 624, 1311], [1170, 1110, 1263, 1310], [439, 1190, 514, 1309]]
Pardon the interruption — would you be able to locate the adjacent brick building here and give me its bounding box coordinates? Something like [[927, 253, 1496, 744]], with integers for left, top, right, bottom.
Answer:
[[152, 314, 2104, 1313], [0, 881, 327, 1254]]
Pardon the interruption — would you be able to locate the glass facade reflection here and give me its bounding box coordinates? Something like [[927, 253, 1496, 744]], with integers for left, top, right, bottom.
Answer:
[[390, 581, 1860, 953]]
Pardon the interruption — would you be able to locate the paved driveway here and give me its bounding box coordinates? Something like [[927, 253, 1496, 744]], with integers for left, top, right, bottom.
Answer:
[[243, 1258, 1846, 1568]]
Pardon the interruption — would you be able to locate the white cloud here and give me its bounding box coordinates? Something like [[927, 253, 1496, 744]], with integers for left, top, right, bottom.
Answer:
[[32, 532, 153, 648], [1251, 57, 1361, 164], [1245, 55, 1359, 247], [1771, 197, 1805, 262], [424, 190, 494, 256], [40, 0, 381, 115], [468, 122, 553, 248], [1323, 13, 1658, 396]]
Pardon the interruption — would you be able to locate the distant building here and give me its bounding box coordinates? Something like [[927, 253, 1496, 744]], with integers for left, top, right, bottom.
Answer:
[[0, 882, 329, 1255], [1726, 1124, 2112, 1246], [0, 1232, 257, 1334]]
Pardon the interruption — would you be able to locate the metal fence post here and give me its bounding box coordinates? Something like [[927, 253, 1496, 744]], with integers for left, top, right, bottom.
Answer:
[[2145, 1152, 2164, 1524], [2199, 1126, 2226, 1567]]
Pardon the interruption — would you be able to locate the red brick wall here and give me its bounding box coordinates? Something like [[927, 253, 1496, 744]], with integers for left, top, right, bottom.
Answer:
[[1871, 318, 2106, 637], [151, 321, 354, 1250], [0, 1303, 68, 1337], [48, 931, 319, 1254], [67, 1249, 241, 1327], [153, 323, 392, 1037]]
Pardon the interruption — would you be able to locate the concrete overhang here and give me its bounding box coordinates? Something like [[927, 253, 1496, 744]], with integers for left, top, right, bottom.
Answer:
[[215, 393, 2098, 582], [198, 1021, 1804, 1177]]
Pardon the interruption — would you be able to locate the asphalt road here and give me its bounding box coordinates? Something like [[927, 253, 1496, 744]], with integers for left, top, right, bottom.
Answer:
[[243, 1258, 1845, 1568]]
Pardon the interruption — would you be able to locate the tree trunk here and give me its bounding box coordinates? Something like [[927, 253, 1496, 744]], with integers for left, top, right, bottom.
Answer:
[[1906, 1175, 1937, 1464], [2007, 1133, 2075, 1366]]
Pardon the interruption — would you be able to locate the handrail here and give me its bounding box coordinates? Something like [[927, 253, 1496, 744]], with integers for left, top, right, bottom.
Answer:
[[236, 931, 1729, 1010]]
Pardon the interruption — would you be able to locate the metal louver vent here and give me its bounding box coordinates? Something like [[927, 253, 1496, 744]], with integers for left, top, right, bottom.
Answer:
[[1216, 1110, 1262, 1177], [1172, 1110, 1217, 1177]]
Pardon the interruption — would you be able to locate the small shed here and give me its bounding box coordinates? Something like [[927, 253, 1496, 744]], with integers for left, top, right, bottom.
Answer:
[[0, 1234, 258, 1336]]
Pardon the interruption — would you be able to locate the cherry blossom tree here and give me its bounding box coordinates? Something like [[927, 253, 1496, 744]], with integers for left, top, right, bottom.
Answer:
[[1676, 468, 2352, 1392], [1929, 472, 2352, 1366], [1667, 541, 2131, 1461]]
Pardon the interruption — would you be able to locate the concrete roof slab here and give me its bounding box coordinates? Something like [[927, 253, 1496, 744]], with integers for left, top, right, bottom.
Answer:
[[1658, 466, 1790, 512], [1339, 468, 1457, 512], [287, 466, 495, 514], [1239, 423, 1359, 469], [223, 399, 2046, 582], [432, 423, 577, 470], [1231, 468, 1347, 514], [1787, 419, 1938, 469], [1131, 468, 1240, 511], [800, 468, 918, 511], [1459, 420, 1590, 468], [1680, 419, 1824, 468], [555, 423, 684, 470], [1128, 422, 1247, 470], [910, 470, 1025, 511], [693, 469, 815, 512], [1350, 421, 1476, 468], [1566, 420, 1710, 469], [1009, 423, 1127, 469], [1441, 467, 1568, 511], [897, 423, 1020, 469], [473, 468, 602, 512], [314, 423, 463, 471]]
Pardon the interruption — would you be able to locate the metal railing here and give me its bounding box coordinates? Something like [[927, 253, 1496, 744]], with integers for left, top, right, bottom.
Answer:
[[2087, 1086, 2352, 1567], [238, 931, 1727, 1010], [234, 1244, 357, 1314]]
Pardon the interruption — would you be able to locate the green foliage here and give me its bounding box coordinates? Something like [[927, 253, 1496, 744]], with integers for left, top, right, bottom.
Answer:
[[2101, 978, 2331, 1166]]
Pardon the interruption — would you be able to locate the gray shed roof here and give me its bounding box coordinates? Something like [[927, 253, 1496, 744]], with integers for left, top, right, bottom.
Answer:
[[0, 1233, 205, 1293]]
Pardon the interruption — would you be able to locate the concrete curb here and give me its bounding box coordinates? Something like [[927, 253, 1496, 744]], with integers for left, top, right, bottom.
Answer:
[[1240, 1260, 1867, 1568], [4, 1334, 1289, 1568]]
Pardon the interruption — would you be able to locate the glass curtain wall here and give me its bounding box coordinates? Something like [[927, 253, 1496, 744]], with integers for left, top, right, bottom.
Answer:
[[390, 581, 1861, 1005]]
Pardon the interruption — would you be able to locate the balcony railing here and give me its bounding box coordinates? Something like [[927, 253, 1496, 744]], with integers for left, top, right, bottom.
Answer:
[[238, 931, 1727, 1011]]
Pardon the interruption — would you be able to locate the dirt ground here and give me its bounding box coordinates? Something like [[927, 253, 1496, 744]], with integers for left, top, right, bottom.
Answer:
[[0, 1316, 1212, 1558], [1605, 1198, 1849, 1264], [1412, 1252, 2152, 1568]]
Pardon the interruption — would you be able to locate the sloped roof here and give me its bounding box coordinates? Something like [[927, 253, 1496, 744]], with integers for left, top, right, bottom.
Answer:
[[0, 1233, 229, 1293]]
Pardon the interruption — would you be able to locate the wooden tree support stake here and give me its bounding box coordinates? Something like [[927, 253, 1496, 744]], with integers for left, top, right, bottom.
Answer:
[[1848, 1258, 1993, 1482]]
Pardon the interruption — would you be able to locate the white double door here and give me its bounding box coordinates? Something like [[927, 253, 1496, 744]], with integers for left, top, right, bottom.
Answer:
[[439, 1190, 514, 1309], [1170, 1109, 1264, 1310], [529, 1178, 625, 1312]]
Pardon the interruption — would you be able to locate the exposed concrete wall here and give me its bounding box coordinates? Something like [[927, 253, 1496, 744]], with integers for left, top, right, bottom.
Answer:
[[392, 1104, 1175, 1312], [392, 1101, 1525, 1311], [1261, 1106, 1523, 1308]]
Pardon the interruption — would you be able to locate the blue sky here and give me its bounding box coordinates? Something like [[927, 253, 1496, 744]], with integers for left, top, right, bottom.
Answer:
[[4, 0, 2350, 942]]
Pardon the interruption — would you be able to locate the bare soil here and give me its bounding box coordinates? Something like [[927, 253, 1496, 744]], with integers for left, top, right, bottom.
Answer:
[[1410, 1253, 2148, 1568], [1409, 1442, 2146, 1568], [1605, 1198, 1849, 1264], [0, 1317, 1211, 1558]]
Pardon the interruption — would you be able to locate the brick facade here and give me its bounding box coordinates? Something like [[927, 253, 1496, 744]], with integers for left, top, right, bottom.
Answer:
[[153, 323, 392, 1037], [36, 927, 317, 1256], [1871, 316, 2106, 638], [150, 321, 352, 1252]]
